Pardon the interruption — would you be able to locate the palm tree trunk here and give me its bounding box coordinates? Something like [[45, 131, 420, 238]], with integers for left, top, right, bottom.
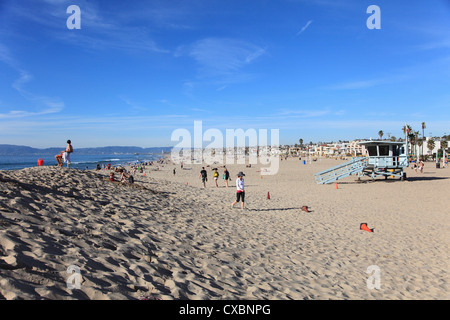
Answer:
[[421, 122, 426, 160]]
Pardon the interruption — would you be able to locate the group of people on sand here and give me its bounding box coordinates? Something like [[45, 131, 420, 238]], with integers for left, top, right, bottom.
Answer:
[[199, 167, 231, 188], [199, 166, 246, 210], [411, 159, 424, 173], [109, 168, 134, 185], [54, 139, 136, 185], [96, 163, 112, 170], [55, 140, 73, 168], [53, 140, 245, 208]]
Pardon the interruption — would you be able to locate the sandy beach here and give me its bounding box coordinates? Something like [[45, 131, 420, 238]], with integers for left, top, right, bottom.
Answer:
[[0, 157, 448, 300]]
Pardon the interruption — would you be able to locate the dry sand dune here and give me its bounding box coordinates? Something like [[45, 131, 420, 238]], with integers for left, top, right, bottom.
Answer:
[[0, 158, 448, 300]]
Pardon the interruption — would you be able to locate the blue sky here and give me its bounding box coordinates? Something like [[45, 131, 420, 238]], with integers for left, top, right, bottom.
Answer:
[[0, 0, 449, 148]]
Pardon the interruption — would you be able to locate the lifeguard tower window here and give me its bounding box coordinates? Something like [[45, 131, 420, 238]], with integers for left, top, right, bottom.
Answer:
[[367, 146, 377, 156], [393, 146, 399, 156], [379, 146, 389, 156]]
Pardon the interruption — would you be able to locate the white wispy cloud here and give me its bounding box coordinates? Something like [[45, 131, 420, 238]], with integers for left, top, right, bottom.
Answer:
[[119, 95, 147, 112], [276, 108, 331, 117], [0, 43, 16, 67], [327, 79, 382, 90], [6, 0, 169, 54], [296, 20, 313, 36], [291, 0, 355, 9], [0, 44, 64, 118], [182, 38, 267, 77], [0, 107, 63, 119], [326, 55, 450, 91], [11, 70, 33, 93], [415, 39, 450, 51], [175, 38, 267, 96]]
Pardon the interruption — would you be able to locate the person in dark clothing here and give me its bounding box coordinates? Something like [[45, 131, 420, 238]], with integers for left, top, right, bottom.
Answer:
[[200, 167, 207, 188]]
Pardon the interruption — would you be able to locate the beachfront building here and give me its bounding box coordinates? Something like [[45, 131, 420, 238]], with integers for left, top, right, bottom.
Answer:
[[288, 146, 302, 156], [302, 140, 367, 158], [314, 145, 330, 157], [346, 140, 367, 157], [421, 137, 449, 159], [311, 143, 345, 157], [305, 146, 315, 156]]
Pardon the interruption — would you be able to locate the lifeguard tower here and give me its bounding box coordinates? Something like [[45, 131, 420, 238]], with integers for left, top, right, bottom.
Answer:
[[314, 140, 409, 184]]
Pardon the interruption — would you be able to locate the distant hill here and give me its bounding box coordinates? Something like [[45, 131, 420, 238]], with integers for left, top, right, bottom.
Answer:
[[0, 144, 173, 156]]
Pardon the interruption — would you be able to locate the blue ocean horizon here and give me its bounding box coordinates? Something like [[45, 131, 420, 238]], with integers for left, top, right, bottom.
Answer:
[[0, 153, 164, 171]]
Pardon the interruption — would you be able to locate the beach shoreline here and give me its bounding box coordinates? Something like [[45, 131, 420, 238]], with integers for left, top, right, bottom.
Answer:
[[0, 157, 448, 300]]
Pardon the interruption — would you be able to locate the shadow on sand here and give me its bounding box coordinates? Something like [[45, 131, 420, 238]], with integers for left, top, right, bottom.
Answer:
[[335, 174, 449, 184], [247, 207, 314, 212]]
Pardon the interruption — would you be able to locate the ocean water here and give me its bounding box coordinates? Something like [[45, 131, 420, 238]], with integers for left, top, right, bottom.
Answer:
[[0, 154, 164, 171]]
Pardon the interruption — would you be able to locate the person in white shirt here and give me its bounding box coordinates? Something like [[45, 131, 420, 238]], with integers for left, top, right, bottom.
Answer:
[[55, 140, 73, 168], [231, 172, 245, 210]]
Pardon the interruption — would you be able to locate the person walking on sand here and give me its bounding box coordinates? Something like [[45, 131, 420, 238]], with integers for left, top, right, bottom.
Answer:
[[200, 167, 207, 188], [418, 159, 424, 173], [213, 168, 219, 187], [55, 140, 73, 168], [231, 172, 245, 210], [223, 167, 230, 188]]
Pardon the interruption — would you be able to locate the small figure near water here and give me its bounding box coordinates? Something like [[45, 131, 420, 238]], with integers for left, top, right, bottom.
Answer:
[[55, 140, 73, 168]]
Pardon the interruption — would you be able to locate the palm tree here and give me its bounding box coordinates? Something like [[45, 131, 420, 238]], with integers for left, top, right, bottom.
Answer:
[[408, 131, 415, 158], [402, 124, 411, 137], [299, 139, 303, 148], [421, 122, 426, 158], [402, 125, 412, 151], [417, 138, 423, 159], [407, 130, 419, 161], [413, 130, 420, 160], [378, 130, 384, 140]]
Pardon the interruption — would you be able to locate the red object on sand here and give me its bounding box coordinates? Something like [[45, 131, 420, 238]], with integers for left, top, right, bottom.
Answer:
[[360, 223, 374, 233], [267, 192, 270, 199], [37, 158, 44, 166]]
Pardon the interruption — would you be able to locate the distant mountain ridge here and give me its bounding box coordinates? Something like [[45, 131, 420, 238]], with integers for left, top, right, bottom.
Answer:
[[0, 144, 173, 156]]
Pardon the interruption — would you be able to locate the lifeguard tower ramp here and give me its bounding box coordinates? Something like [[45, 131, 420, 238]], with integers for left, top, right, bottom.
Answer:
[[314, 157, 368, 184], [314, 141, 409, 184]]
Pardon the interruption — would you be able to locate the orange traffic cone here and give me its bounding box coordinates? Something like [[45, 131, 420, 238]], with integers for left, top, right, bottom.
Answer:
[[261, 175, 263, 179], [360, 223, 374, 233], [267, 192, 270, 199], [335, 183, 338, 189]]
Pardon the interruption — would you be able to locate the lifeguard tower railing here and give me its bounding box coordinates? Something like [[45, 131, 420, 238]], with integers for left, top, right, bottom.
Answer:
[[314, 157, 369, 184], [366, 155, 409, 169]]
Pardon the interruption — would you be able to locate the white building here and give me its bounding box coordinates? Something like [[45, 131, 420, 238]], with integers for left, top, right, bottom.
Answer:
[[346, 140, 367, 156], [417, 137, 449, 158]]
